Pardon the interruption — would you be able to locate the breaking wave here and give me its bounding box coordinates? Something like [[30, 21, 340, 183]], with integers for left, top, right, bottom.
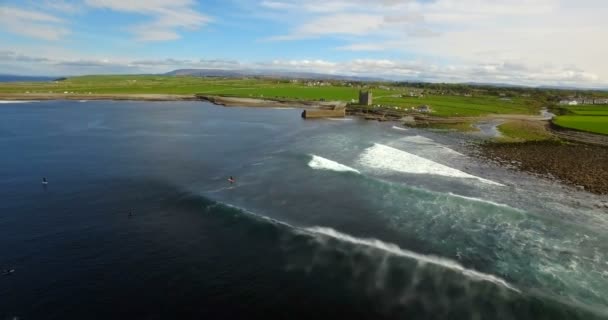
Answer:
[[400, 135, 465, 156], [304, 226, 519, 292], [358, 143, 502, 186], [448, 192, 514, 209], [0, 100, 39, 104], [308, 155, 360, 174]]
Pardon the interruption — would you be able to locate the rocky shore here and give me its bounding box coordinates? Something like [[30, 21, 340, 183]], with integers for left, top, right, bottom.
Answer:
[[478, 141, 608, 195], [196, 94, 346, 109]]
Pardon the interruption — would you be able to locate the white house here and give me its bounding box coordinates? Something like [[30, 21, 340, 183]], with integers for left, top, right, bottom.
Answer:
[[416, 105, 432, 113]]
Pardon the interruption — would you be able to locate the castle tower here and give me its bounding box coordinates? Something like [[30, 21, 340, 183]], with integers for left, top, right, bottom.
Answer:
[[359, 90, 372, 106]]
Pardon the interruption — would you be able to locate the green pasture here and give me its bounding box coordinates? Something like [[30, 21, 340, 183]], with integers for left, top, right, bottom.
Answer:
[[559, 104, 608, 116], [0, 75, 371, 100], [553, 115, 608, 135], [0, 74, 549, 117], [374, 95, 540, 117], [497, 121, 553, 141]]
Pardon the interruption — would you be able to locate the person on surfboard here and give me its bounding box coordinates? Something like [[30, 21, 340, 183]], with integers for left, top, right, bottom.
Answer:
[[228, 176, 235, 184]]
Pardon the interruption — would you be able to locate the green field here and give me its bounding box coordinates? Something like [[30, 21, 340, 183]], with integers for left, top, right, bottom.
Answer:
[[0, 75, 370, 100], [497, 121, 553, 141], [0, 75, 547, 117], [374, 95, 540, 117], [553, 115, 608, 135], [559, 104, 608, 116]]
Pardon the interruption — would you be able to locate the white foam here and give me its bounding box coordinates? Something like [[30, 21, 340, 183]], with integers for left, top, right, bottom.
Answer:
[[0, 100, 38, 104], [401, 135, 436, 144], [448, 193, 513, 209], [392, 126, 409, 131], [358, 144, 502, 186], [401, 135, 465, 156], [327, 118, 354, 121], [308, 155, 360, 174], [306, 226, 519, 292]]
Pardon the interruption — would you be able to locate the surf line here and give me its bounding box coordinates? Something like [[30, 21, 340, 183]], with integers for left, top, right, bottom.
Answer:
[[308, 155, 360, 174], [305, 226, 520, 293], [359, 143, 503, 186], [200, 196, 519, 293]]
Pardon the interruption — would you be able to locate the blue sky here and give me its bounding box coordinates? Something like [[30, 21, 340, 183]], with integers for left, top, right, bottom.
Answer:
[[1, 0, 607, 87]]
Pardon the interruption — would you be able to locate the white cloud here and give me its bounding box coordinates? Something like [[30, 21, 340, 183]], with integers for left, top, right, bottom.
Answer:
[[2, 50, 605, 88], [0, 6, 69, 40], [262, 0, 608, 86], [84, 0, 210, 41]]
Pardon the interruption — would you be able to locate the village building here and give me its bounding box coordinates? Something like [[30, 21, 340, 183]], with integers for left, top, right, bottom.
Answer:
[[416, 105, 432, 113]]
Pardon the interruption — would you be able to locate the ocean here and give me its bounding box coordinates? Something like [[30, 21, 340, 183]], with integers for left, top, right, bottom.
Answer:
[[0, 100, 606, 319]]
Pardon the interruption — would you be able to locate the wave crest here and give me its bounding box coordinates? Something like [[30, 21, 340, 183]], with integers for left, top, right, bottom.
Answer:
[[308, 155, 360, 174], [358, 143, 502, 186]]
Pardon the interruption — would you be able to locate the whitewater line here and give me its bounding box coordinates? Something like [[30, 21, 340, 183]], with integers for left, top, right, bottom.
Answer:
[[308, 155, 360, 174], [358, 143, 502, 186], [0, 100, 39, 104], [305, 226, 520, 293], [202, 196, 519, 293], [400, 135, 465, 156], [448, 193, 515, 209]]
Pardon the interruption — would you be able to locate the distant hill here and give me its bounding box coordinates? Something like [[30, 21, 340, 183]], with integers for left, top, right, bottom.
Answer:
[[0, 74, 57, 82], [165, 69, 384, 82]]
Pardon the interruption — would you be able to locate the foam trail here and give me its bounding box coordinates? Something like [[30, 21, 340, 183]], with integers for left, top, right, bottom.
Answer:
[[448, 193, 514, 209], [308, 155, 360, 174], [0, 100, 38, 104], [401, 135, 465, 156], [392, 126, 409, 131], [359, 144, 502, 186], [306, 226, 519, 292], [401, 135, 436, 144]]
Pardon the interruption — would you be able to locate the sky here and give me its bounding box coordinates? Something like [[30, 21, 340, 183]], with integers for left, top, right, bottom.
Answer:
[[1, 0, 608, 87]]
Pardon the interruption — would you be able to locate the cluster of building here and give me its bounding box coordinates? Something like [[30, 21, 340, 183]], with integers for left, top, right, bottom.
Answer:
[[559, 98, 608, 105], [305, 81, 332, 87], [356, 90, 432, 113]]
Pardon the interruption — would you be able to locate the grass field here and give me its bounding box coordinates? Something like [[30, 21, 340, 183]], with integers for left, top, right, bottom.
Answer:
[[553, 115, 608, 135], [374, 95, 540, 117], [0, 75, 546, 117], [558, 104, 608, 116], [0, 75, 370, 100], [497, 120, 553, 141]]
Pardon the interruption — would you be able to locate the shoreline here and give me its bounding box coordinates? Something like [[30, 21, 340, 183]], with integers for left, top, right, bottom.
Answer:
[[0, 93, 199, 101], [2, 94, 607, 195], [476, 140, 608, 196]]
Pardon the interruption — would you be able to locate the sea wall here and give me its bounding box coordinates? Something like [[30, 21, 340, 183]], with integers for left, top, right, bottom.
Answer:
[[301, 108, 346, 119]]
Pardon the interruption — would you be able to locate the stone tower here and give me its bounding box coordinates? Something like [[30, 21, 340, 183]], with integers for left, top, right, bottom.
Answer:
[[359, 90, 372, 106]]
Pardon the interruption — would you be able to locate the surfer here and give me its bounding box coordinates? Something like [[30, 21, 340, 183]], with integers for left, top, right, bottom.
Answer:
[[2, 268, 15, 276], [42, 177, 48, 185], [228, 176, 235, 184]]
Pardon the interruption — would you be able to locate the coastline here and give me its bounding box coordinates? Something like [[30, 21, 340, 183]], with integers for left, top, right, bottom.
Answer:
[[2, 93, 607, 195], [0, 93, 347, 109], [0, 93, 199, 101], [195, 94, 346, 109], [477, 140, 608, 196]]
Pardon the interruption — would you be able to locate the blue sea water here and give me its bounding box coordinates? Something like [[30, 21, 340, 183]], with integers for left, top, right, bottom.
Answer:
[[0, 100, 607, 319]]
